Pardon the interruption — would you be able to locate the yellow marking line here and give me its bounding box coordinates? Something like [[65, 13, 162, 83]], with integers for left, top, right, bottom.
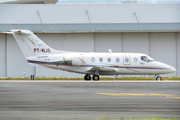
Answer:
[[95, 93, 146, 96], [28, 38, 36, 45], [166, 97, 180, 99], [148, 93, 175, 97], [77, 57, 86, 64], [95, 93, 180, 99]]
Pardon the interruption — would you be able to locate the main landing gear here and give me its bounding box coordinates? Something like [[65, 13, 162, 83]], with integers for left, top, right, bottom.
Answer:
[[84, 74, 91, 81], [84, 74, 100, 81], [92, 75, 99, 81]]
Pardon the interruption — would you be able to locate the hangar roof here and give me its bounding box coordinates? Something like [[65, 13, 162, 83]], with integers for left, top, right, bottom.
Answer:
[[0, 4, 180, 33]]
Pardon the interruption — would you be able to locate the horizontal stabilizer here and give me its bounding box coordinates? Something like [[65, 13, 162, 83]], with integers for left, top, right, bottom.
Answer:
[[3, 32, 12, 34], [11, 29, 31, 35]]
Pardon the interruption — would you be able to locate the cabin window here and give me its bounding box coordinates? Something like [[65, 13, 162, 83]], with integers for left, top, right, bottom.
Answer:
[[91, 57, 95, 62], [116, 57, 120, 62], [125, 56, 129, 63], [99, 57, 103, 62], [107, 57, 111, 62], [134, 58, 138, 63]]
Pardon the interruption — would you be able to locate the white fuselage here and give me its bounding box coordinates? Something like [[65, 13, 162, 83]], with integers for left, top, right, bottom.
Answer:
[[27, 52, 176, 75]]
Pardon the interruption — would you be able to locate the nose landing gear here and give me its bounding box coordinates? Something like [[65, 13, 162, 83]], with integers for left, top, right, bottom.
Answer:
[[156, 76, 162, 81]]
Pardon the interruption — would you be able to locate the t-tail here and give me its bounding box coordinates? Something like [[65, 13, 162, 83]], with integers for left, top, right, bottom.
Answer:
[[11, 29, 60, 58]]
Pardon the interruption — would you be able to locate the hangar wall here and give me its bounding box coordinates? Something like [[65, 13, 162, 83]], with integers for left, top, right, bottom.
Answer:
[[0, 34, 6, 77], [149, 33, 177, 77], [177, 33, 180, 76], [7, 35, 35, 77], [95, 33, 121, 52], [0, 32, 179, 77]]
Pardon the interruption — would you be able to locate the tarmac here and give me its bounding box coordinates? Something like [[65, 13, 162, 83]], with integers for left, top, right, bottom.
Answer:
[[0, 81, 180, 120]]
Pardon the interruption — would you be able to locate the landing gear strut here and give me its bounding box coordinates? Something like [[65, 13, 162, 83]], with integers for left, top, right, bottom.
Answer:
[[114, 75, 118, 79], [92, 75, 99, 81], [84, 74, 91, 81], [156, 76, 162, 81]]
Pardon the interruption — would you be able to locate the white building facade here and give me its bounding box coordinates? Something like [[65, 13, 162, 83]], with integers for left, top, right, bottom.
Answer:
[[0, 4, 180, 77]]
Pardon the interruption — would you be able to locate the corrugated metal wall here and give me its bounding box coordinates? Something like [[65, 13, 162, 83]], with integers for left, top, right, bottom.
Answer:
[[6, 35, 35, 77], [149, 33, 177, 76], [0, 34, 6, 77], [0, 32, 179, 77], [176, 33, 180, 76], [95, 33, 121, 52]]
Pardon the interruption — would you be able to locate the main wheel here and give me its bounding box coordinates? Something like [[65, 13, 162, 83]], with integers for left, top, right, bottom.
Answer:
[[156, 76, 162, 81], [84, 74, 91, 81], [92, 75, 99, 81]]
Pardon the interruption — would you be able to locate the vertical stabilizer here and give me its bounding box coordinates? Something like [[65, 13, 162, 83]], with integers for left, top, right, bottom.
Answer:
[[11, 29, 59, 58]]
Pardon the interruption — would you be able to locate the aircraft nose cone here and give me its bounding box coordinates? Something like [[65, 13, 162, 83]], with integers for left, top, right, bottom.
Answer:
[[169, 67, 177, 73]]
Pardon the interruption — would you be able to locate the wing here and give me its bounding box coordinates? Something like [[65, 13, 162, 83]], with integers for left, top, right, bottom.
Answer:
[[87, 66, 116, 73]]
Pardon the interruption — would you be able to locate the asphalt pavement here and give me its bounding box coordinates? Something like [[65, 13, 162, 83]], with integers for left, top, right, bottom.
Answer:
[[0, 81, 180, 120]]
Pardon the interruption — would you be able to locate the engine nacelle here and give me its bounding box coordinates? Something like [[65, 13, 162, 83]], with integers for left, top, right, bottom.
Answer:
[[63, 55, 91, 66]]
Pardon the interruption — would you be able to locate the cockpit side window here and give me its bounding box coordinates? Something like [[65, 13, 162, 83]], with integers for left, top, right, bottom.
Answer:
[[147, 59, 154, 62], [141, 56, 147, 62], [141, 56, 154, 62]]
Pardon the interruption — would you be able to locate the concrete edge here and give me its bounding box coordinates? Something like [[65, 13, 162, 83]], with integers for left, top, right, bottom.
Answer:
[[0, 80, 180, 82]]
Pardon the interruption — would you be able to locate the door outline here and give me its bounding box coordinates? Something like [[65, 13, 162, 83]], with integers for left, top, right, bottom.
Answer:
[[123, 54, 131, 65]]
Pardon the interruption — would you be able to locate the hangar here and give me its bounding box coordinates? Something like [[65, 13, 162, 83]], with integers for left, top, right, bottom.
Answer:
[[0, 3, 180, 77]]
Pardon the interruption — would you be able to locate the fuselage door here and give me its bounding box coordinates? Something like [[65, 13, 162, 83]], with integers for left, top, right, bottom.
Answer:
[[123, 54, 130, 65]]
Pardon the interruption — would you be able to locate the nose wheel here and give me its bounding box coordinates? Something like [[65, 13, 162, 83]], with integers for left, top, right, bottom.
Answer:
[[156, 76, 162, 81], [84, 74, 91, 81]]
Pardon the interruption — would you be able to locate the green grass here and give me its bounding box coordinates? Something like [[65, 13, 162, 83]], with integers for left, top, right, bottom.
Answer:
[[94, 117, 180, 120], [0, 76, 180, 80]]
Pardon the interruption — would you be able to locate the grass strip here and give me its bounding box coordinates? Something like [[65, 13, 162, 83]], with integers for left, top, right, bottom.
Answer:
[[0, 76, 180, 80], [94, 117, 180, 120]]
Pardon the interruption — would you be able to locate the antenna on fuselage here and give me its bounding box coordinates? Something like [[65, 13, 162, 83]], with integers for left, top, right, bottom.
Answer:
[[108, 49, 112, 53]]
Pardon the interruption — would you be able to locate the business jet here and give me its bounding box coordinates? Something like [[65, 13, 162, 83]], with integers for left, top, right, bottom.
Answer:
[[9, 29, 176, 81]]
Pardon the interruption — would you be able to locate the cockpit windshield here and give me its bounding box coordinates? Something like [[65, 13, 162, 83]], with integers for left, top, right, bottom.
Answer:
[[141, 56, 154, 62]]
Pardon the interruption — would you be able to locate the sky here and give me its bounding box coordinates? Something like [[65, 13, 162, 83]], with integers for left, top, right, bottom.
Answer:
[[0, 0, 180, 4], [57, 0, 180, 4]]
